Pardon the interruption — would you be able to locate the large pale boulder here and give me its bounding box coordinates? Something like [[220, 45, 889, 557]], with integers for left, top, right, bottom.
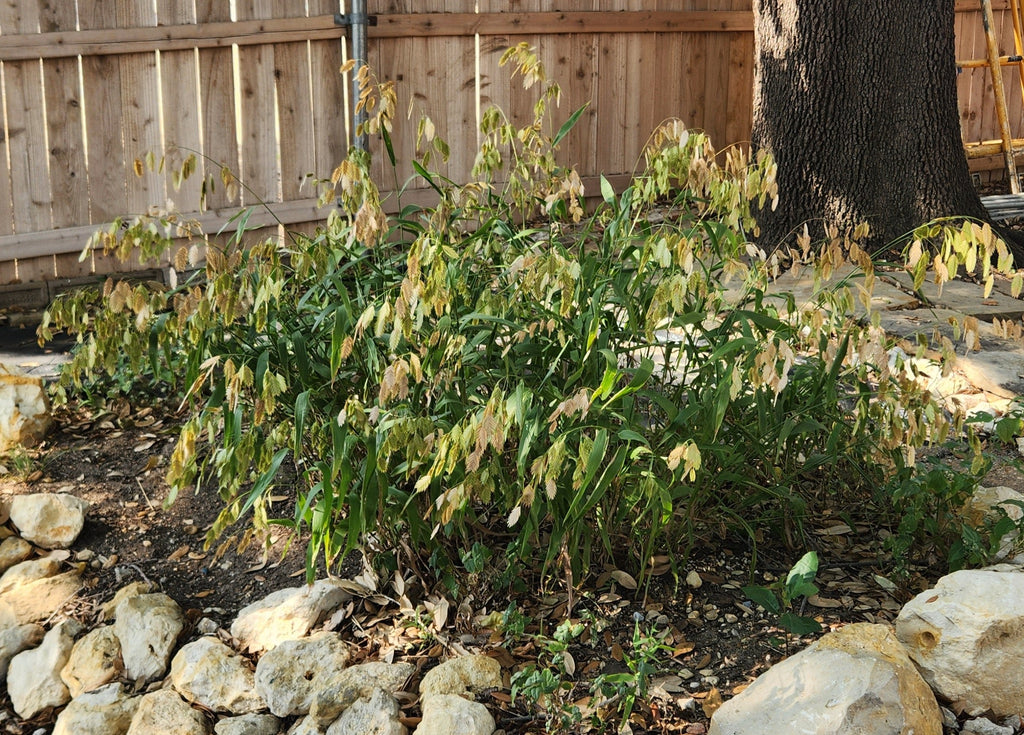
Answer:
[[0, 568, 83, 623], [416, 694, 495, 735], [231, 578, 351, 653], [309, 661, 415, 728], [896, 569, 1024, 717], [709, 623, 941, 735], [7, 619, 83, 719], [52, 683, 140, 735], [255, 631, 351, 716], [0, 621, 43, 683], [0, 364, 51, 450], [325, 687, 406, 735], [0, 553, 62, 594], [963, 486, 1024, 563], [9, 493, 89, 549], [114, 592, 184, 683], [214, 713, 281, 735], [170, 636, 265, 714], [61, 624, 124, 697], [419, 654, 502, 700], [0, 536, 33, 575], [127, 689, 211, 735]]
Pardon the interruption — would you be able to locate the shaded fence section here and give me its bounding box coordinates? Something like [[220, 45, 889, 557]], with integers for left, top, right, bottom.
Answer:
[[0, 1, 1019, 294]]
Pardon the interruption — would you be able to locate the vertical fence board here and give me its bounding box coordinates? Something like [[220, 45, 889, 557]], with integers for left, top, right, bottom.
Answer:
[[158, 1, 204, 218], [42, 1, 90, 279], [2, 1, 52, 284], [236, 0, 282, 245], [2, 2, 51, 237], [0, 70, 13, 284], [725, 29, 754, 150], [310, 0, 349, 188], [78, 4, 126, 227], [117, 0, 164, 224], [273, 0, 316, 204], [195, 0, 240, 213]]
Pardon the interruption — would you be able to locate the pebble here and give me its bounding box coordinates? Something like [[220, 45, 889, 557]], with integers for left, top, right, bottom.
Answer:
[[724, 614, 738, 623], [686, 571, 703, 589]]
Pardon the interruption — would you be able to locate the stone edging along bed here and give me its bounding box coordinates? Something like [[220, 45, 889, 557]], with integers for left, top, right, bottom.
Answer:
[[4, 490, 1024, 735]]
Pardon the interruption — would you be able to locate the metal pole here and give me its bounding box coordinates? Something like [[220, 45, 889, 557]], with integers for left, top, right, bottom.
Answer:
[[981, 0, 1020, 193], [351, 0, 368, 152]]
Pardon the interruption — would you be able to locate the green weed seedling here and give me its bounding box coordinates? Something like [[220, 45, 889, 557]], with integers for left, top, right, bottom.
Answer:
[[742, 551, 822, 642], [590, 613, 672, 727]]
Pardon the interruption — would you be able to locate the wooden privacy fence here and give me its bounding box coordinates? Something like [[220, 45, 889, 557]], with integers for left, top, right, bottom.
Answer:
[[0, 1, 1019, 297]]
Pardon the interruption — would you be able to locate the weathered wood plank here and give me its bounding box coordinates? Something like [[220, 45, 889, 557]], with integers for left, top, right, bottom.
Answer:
[[1, 0, 53, 237], [273, 0, 317, 203], [41, 1, 90, 279], [158, 1, 204, 216], [309, 0, 349, 183], [195, 1, 240, 212], [117, 0, 164, 224], [78, 4, 127, 227], [0, 73, 12, 238], [235, 0, 282, 245]]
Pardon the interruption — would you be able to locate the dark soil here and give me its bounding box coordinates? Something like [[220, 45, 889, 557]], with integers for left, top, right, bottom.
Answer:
[[5, 400, 1009, 734]]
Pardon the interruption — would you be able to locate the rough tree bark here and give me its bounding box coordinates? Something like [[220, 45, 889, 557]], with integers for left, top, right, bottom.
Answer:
[[751, 0, 1018, 256]]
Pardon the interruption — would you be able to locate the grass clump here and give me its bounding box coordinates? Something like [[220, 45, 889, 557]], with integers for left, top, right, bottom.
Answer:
[[39, 45, 1009, 591]]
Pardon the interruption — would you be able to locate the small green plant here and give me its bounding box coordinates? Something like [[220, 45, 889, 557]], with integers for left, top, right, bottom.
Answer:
[[591, 615, 672, 726], [742, 551, 823, 638], [2, 447, 38, 478]]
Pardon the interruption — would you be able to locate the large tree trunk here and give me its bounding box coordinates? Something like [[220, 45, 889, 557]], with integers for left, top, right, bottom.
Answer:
[[751, 0, 1006, 255]]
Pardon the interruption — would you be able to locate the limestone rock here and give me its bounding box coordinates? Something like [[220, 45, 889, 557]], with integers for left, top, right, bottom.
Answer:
[[0, 536, 33, 575], [0, 568, 83, 623], [9, 493, 89, 549], [310, 662, 415, 728], [127, 689, 211, 735], [52, 683, 140, 735], [963, 718, 1015, 735], [963, 486, 1024, 563], [896, 569, 1024, 717], [231, 578, 351, 653], [255, 631, 352, 716], [287, 716, 324, 735], [114, 592, 184, 683], [416, 694, 495, 735], [709, 623, 941, 735], [7, 619, 83, 719], [61, 624, 123, 697], [0, 621, 43, 683], [0, 553, 61, 594], [214, 713, 281, 735], [325, 687, 406, 735], [419, 654, 502, 700], [0, 364, 52, 451], [170, 636, 264, 714], [101, 581, 158, 621]]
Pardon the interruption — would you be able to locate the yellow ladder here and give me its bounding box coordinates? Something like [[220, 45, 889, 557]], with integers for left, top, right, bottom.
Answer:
[[960, 0, 1024, 193]]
